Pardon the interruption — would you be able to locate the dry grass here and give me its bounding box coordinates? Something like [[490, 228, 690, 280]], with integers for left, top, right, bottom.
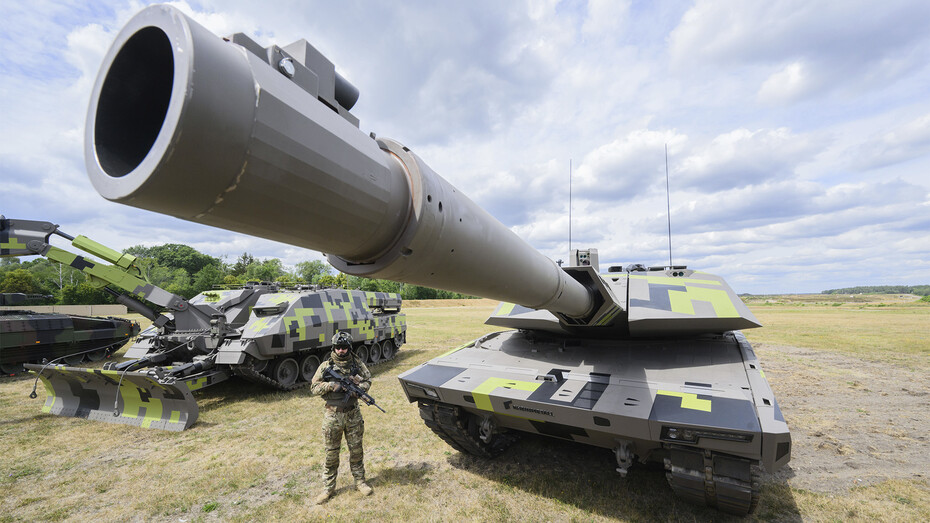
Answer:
[[0, 297, 927, 521], [742, 294, 930, 370]]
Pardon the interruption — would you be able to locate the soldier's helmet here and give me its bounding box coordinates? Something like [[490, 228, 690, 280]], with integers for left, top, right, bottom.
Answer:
[[332, 331, 353, 349]]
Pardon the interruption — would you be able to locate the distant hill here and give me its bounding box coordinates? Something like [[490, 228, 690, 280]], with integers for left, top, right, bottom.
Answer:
[[822, 285, 930, 296]]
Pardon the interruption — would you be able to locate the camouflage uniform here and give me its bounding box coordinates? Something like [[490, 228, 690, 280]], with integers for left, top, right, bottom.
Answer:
[[310, 348, 372, 497]]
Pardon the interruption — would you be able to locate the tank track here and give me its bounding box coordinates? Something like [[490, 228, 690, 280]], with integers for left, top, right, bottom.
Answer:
[[664, 445, 761, 515], [417, 399, 518, 458], [234, 363, 309, 391], [233, 340, 403, 391]]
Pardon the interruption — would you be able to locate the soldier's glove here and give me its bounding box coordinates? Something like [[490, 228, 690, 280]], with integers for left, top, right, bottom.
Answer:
[[350, 375, 362, 385], [331, 383, 342, 393], [349, 390, 359, 398]]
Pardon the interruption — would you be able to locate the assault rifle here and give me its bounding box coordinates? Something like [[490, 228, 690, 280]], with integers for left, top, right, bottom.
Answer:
[[323, 367, 386, 413]]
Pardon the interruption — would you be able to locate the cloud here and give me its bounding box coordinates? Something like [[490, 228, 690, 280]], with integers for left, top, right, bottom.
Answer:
[[850, 112, 930, 170], [757, 61, 819, 103], [572, 129, 683, 201], [669, 0, 930, 103], [676, 128, 823, 191]]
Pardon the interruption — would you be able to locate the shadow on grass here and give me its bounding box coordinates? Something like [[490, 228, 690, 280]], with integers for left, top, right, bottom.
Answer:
[[447, 433, 802, 521], [370, 461, 435, 487]]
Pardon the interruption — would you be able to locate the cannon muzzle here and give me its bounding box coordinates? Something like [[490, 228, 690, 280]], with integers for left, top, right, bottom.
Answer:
[[85, 5, 594, 319]]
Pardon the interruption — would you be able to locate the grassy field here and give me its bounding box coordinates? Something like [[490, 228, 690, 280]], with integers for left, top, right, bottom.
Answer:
[[1, 296, 928, 521], [742, 294, 930, 370]]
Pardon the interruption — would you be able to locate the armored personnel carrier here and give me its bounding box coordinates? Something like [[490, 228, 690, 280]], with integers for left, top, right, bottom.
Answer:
[[0, 293, 139, 374], [1, 217, 405, 430], [79, 5, 789, 512]]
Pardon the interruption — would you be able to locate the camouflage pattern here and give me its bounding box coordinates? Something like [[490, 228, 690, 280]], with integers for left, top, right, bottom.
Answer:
[[24, 363, 228, 430], [485, 267, 760, 336], [25, 283, 405, 431], [311, 353, 372, 490], [400, 329, 789, 472], [1, 308, 139, 372], [222, 289, 405, 364], [3, 216, 405, 430]]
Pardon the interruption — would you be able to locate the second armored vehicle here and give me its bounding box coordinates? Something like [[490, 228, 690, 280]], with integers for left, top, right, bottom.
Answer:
[[0, 292, 139, 374]]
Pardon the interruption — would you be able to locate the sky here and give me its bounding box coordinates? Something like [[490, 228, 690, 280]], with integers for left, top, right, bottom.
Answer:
[[1, 0, 929, 294]]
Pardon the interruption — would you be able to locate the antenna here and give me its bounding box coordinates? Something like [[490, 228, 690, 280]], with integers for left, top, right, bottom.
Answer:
[[569, 158, 572, 253], [665, 144, 673, 267]]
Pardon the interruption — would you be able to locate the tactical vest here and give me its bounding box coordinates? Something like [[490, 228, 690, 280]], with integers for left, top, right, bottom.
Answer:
[[321, 355, 362, 407]]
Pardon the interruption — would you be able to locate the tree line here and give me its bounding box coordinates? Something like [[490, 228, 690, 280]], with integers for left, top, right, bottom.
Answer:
[[822, 285, 930, 296], [0, 243, 474, 305]]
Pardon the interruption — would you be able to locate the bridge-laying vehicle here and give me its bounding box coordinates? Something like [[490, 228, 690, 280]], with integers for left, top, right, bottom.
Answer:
[[78, 4, 789, 513], [0, 292, 139, 374], [1, 216, 405, 430]]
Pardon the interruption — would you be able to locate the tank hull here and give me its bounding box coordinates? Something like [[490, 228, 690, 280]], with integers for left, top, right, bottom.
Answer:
[[398, 329, 790, 514], [0, 310, 139, 373]]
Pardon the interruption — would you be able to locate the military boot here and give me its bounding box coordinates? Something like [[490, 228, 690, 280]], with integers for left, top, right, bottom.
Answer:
[[313, 488, 334, 505], [356, 480, 373, 496]]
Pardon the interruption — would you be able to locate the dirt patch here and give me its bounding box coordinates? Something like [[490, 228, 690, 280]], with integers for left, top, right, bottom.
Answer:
[[757, 343, 930, 493]]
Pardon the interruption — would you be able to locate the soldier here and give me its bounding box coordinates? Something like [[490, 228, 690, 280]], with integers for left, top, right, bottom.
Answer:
[[310, 331, 373, 504]]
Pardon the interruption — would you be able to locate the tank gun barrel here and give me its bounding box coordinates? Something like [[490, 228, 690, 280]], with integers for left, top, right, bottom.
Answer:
[[84, 5, 594, 319]]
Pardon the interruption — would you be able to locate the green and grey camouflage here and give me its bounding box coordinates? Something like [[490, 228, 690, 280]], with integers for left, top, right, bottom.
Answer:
[[311, 352, 372, 491], [4, 215, 405, 430], [1, 303, 139, 375]]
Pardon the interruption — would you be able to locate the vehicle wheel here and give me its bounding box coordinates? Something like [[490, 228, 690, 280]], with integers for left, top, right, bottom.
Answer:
[[299, 354, 321, 382], [1, 363, 25, 375], [63, 353, 84, 365], [87, 348, 109, 362], [355, 344, 369, 363], [381, 339, 395, 360], [271, 357, 299, 388], [250, 357, 270, 374], [370, 342, 382, 364], [395, 332, 405, 347]]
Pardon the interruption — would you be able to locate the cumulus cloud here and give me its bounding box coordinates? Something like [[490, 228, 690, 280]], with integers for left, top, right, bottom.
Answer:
[[572, 129, 684, 201], [757, 61, 820, 103], [676, 128, 823, 191], [851, 112, 930, 171], [669, 0, 930, 103]]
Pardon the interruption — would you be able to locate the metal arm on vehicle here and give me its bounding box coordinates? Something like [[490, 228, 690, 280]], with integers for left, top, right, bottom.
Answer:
[[1, 215, 221, 335]]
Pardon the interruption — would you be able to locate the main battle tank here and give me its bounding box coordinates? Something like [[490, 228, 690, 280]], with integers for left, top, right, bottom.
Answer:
[[0, 293, 139, 374], [81, 5, 789, 513]]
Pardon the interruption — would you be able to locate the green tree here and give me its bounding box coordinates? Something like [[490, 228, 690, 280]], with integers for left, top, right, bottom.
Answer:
[[244, 258, 286, 282], [144, 265, 193, 298], [230, 253, 256, 276], [60, 282, 114, 305], [192, 264, 225, 294], [0, 269, 39, 294], [125, 244, 221, 277], [296, 260, 330, 283]]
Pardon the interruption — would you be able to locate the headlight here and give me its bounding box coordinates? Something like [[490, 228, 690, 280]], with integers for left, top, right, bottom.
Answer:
[[406, 383, 439, 399], [662, 425, 753, 444]]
